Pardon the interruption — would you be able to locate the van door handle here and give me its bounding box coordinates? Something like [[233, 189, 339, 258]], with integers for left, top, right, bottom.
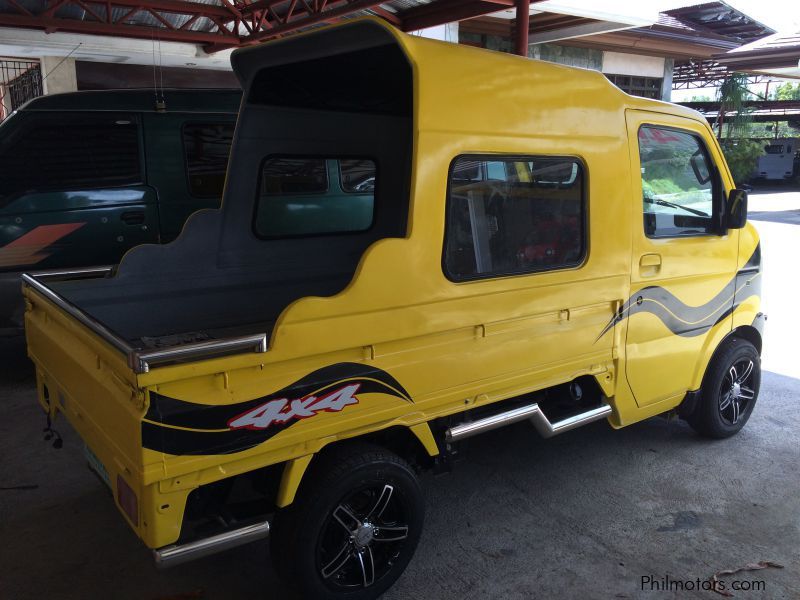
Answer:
[[639, 253, 662, 276], [120, 211, 146, 226]]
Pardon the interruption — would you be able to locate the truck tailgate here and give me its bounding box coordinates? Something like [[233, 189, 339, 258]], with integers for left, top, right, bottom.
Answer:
[[24, 284, 158, 495]]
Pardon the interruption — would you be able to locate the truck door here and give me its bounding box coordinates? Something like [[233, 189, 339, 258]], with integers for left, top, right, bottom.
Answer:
[[623, 110, 738, 407], [0, 112, 159, 272], [143, 114, 235, 242]]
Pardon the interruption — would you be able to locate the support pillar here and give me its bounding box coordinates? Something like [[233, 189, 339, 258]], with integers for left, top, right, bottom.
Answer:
[[40, 56, 78, 95], [515, 0, 530, 56]]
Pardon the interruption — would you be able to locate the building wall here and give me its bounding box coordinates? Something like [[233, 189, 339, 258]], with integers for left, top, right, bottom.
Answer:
[[601, 51, 665, 78], [459, 30, 672, 101], [75, 61, 239, 90], [40, 56, 77, 95], [530, 43, 604, 70]]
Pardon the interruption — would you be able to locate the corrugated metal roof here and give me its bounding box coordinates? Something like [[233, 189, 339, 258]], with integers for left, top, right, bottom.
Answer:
[[664, 1, 774, 42], [0, 0, 442, 35], [730, 30, 800, 52]]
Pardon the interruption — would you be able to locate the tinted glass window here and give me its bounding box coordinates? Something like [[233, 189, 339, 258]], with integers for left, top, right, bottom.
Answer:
[[255, 158, 375, 237], [0, 116, 141, 200], [444, 156, 585, 281], [262, 158, 328, 195], [339, 159, 376, 193], [638, 127, 715, 238], [764, 144, 783, 155], [183, 122, 234, 197]]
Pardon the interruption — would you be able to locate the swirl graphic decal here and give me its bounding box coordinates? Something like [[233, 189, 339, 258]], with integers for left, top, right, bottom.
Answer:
[[142, 363, 411, 455], [597, 246, 760, 340]]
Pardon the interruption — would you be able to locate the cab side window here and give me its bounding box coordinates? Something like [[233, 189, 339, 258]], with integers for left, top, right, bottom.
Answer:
[[638, 127, 717, 238], [444, 156, 585, 281]]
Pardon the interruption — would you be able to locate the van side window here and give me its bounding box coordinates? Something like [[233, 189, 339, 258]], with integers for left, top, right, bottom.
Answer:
[[0, 116, 140, 200], [444, 156, 585, 281], [254, 157, 375, 238], [638, 127, 716, 238], [183, 122, 235, 197]]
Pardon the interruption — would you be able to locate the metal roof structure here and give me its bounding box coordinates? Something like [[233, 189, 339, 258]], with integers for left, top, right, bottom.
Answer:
[[715, 31, 800, 79], [680, 99, 800, 125], [487, 1, 773, 62], [663, 2, 773, 44], [0, 0, 548, 53]]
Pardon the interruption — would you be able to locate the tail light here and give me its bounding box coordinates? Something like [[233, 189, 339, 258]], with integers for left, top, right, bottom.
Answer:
[[117, 475, 139, 526]]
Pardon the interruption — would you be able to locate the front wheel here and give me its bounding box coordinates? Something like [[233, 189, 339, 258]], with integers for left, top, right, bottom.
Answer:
[[270, 444, 424, 600], [687, 337, 761, 438]]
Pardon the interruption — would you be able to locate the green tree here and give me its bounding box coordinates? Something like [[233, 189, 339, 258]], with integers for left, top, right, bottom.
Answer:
[[773, 82, 800, 101], [715, 73, 753, 139], [719, 139, 763, 186]]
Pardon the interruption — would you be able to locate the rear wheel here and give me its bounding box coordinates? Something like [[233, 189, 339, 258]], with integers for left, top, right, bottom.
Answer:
[[270, 444, 424, 600], [687, 337, 760, 438]]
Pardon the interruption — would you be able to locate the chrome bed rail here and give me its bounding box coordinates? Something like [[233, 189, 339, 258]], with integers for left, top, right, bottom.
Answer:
[[21, 268, 269, 374]]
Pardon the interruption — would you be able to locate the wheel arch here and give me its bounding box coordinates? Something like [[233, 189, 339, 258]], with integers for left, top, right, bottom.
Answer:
[[275, 423, 439, 509], [691, 324, 762, 393]]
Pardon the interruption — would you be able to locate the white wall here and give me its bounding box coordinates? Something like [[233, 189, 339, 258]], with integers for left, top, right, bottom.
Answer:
[[602, 51, 665, 78], [410, 23, 459, 43], [40, 56, 77, 95]]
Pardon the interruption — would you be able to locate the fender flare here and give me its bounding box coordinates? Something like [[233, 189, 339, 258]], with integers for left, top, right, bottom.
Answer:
[[275, 422, 439, 508]]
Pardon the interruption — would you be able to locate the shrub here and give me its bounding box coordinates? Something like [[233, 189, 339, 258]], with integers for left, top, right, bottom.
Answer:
[[719, 139, 763, 185]]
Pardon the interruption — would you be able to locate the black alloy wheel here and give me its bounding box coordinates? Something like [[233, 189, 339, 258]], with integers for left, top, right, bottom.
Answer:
[[687, 337, 761, 438], [270, 443, 424, 600], [317, 482, 411, 590]]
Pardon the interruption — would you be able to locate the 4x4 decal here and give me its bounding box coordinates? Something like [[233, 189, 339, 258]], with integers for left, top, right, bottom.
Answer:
[[142, 363, 411, 455], [228, 383, 362, 431]]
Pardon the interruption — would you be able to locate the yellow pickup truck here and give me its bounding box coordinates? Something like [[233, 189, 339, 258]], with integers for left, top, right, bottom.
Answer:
[[24, 18, 763, 600]]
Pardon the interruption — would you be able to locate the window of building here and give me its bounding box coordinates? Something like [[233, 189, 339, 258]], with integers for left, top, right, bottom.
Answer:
[[0, 116, 141, 201], [255, 157, 375, 238], [638, 126, 718, 238], [444, 155, 585, 281], [606, 74, 663, 99], [183, 122, 235, 197]]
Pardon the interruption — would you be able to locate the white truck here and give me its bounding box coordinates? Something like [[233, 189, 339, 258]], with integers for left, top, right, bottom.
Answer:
[[755, 138, 797, 181]]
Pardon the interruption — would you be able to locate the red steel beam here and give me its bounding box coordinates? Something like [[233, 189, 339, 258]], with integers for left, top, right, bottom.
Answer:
[[0, 12, 239, 44], [0, 0, 549, 52], [514, 0, 529, 56], [241, 0, 386, 45], [82, 0, 235, 19]]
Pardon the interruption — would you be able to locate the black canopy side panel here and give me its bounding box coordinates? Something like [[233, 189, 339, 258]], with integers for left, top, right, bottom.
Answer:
[[51, 21, 413, 346]]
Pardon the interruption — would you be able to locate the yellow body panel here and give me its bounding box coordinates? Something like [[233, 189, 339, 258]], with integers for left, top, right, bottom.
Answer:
[[24, 18, 761, 550]]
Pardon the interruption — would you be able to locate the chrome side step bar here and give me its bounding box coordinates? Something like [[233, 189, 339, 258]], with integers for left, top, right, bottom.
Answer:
[[445, 402, 612, 443], [154, 520, 270, 568]]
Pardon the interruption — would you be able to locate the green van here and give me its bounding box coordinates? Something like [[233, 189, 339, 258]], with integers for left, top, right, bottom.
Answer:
[[0, 89, 240, 334]]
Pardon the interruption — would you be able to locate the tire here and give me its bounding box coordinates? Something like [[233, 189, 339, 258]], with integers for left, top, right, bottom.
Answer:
[[270, 443, 424, 600], [687, 337, 761, 439]]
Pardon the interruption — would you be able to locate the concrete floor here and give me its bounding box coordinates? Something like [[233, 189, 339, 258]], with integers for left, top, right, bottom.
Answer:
[[1, 189, 798, 599]]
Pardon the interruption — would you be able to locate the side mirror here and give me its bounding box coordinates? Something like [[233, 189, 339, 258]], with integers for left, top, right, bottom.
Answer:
[[690, 151, 711, 184], [726, 189, 748, 229]]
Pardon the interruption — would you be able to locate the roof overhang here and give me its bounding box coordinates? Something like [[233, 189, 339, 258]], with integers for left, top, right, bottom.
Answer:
[[484, 0, 657, 44], [715, 36, 800, 80]]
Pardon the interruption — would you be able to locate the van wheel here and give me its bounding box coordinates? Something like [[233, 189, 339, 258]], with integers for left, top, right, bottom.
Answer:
[[270, 444, 424, 600], [688, 337, 760, 438]]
